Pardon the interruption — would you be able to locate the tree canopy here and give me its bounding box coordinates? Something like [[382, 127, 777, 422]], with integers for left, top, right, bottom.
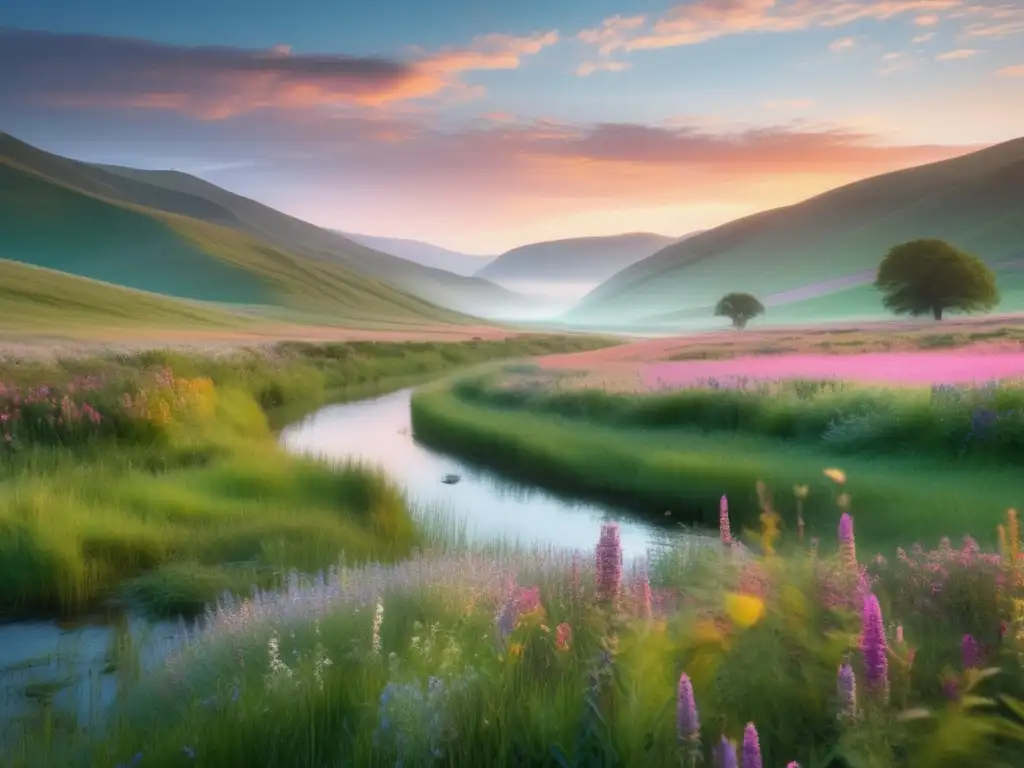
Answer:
[[714, 292, 765, 330], [874, 239, 999, 321]]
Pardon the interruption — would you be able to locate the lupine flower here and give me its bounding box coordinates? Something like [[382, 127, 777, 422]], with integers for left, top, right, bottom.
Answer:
[[595, 522, 623, 603], [837, 663, 857, 719], [676, 672, 699, 742], [742, 723, 762, 768], [720, 495, 732, 545], [786, 763, 800, 768], [861, 594, 889, 700], [962, 634, 982, 670], [838, 513, 857, 571], [372, 600, 384, 655], [716, 737, 738, 768]]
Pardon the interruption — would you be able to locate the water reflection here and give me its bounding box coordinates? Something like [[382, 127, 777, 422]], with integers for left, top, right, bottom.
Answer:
[[279, 388, 699, 559]]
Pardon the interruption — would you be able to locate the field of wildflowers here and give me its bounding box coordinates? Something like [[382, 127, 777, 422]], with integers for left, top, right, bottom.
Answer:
[[26, 474, 1024, 767]]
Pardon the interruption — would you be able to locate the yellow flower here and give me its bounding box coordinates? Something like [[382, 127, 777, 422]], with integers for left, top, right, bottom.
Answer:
[[725, 592, 765, 628], [793, 485, 809, 499], [508, 643, 524, 659], [823, 468, 846, 485]]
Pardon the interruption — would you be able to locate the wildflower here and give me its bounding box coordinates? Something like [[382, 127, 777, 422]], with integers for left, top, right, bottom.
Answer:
[[715, 737, 738, 768], [636, 574, 653, 619], [823, 467, 846, 484], [720, 495, 733, 545], [793, 484, 809, 499], [508, 642, 524, 659], [676, 672, 700, 743], [555, 622, 572, 651], [838, 513, 857, 571], [837, 663, 857, 720], [742, 723, 762, 768], [861, 594, 889, 701], [725, 592, 765, 628], [962, 634, 982, 670], [372, 600, 384, 655], [595, 522, 623, 603], [895, 624, 904, 645]]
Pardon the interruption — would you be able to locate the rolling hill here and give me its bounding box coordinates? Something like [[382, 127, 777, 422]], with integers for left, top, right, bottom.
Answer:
[[341, 232, 495, 276], [0, 258, 246, 331], [477, 233, 678, 285], [566, 137, 1024, 326], [0, 136, 480, 329]]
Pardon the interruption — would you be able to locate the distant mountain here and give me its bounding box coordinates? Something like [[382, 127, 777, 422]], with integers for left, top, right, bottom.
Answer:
[[0, 133, 479, 328], [341, 232, 495, 277], [477, 233, 686, 285], [566, 137, 1024, 325]]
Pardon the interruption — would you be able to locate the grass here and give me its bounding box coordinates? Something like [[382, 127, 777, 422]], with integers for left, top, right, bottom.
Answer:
[[15, 505, 1024, 768], [0, 259, 248, 331], [568, 137, 1024, 325], [0, 334, 618, 618], [446, 369, 1024, 464], [409, 380, 1022, 551]]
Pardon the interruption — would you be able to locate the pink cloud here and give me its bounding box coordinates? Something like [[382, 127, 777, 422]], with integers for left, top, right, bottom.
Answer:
[[0, 28, 558, 119], [576, 60, 632, 76], [935, 48, 981, 59], [996, 64, 1024, 76]]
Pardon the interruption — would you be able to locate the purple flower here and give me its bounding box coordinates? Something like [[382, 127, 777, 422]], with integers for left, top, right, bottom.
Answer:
[[595, 522, 622, 602], [962, 634, 982, 670], [720, 495, 732, 544], [676, 672, 699, 742], [742, 723, 762, 768], [838, 512, 856, 570], [861, 594, 889, 700], [716, 736, 738, 768], [837, 663, 857, 719]]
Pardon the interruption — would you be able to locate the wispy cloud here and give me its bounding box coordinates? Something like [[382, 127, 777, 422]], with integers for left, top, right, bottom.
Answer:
[[996, 64, 1024, 76], [578, 0, 961, 55], [0, 27, 559, 119], [935, 48, 980, 60], [877, 51, 912, 74], [955, 3, 1024, 38], [912, 32, 936, 42], [830, 36, 857, 51], [576, 60, 632, 76], [914, 14, 940, 26]]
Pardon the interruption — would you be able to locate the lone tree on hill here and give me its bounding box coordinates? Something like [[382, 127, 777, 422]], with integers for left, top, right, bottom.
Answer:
[[714, 292, 765, 330], [874, 239, 999, 321]]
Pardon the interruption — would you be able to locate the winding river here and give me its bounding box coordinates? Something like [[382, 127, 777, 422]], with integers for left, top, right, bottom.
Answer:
[[0, 387, 696, 740]]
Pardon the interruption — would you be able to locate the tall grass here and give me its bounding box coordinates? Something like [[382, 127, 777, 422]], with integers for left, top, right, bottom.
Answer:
[[410, 383, 1021, 551], [0, 336, 617, 618], [451, 369, 1024, 464]]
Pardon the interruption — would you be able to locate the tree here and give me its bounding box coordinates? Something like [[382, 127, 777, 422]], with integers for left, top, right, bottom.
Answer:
[[714, 292, 765, 330], [874, 239, 999, 321]]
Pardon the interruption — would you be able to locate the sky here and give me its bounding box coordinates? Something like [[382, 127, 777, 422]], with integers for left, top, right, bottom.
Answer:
[[2, 0, 1023, 255]]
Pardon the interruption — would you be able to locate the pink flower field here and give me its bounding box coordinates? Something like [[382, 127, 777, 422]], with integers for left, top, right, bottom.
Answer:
[[641, 350, 1024, 388], [543, 350, 1024, 390]]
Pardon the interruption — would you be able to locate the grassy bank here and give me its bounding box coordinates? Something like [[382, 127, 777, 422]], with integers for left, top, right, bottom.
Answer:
[[0, 335, 617, 618], [451, 368, 1024, 464], [410, 383, 1021, 551]]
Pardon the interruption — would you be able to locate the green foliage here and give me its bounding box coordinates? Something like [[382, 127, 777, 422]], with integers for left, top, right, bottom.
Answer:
[[714, 292, 765, 329], [410, 382, 1022, 550], [874, 239, 999, 321]]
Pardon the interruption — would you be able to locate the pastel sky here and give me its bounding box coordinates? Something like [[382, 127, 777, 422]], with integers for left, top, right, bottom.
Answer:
[[2, 0, 1023, 254]]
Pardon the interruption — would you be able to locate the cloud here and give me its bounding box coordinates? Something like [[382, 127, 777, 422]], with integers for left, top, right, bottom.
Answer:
[[996, 64, 1024, 76], [830, 36, 857, 51], [578, 0, 962, 55], [877, 51, 912, 74], [576, 60, 632, 76], [0, 27, 558, 119], [956, 3, 1024, 38], [914, 14, 940, 25], [912, 32, 936, 41], [935, 48, 980, 59]]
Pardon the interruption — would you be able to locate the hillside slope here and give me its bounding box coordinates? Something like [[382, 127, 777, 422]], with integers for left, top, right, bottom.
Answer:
[[0, 258, 246, 331], [341, 232, 495, 276], [477, 233, 676, 284], [566, 137, 1024, 325], [0, 147, 476, 329]]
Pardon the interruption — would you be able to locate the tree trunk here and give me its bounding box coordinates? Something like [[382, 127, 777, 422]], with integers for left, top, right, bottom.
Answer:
[[932, 306, 943, 321], [734, 317, 747, 330]]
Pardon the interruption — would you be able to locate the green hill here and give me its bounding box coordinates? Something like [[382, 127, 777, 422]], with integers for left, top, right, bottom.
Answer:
[[566, 137, 1024, 326], [0, 258, 246, 331], [0, 137, 480, 328]]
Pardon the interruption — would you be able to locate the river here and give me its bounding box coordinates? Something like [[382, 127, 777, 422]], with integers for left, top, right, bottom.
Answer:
[[0, 387, 695, 743]]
